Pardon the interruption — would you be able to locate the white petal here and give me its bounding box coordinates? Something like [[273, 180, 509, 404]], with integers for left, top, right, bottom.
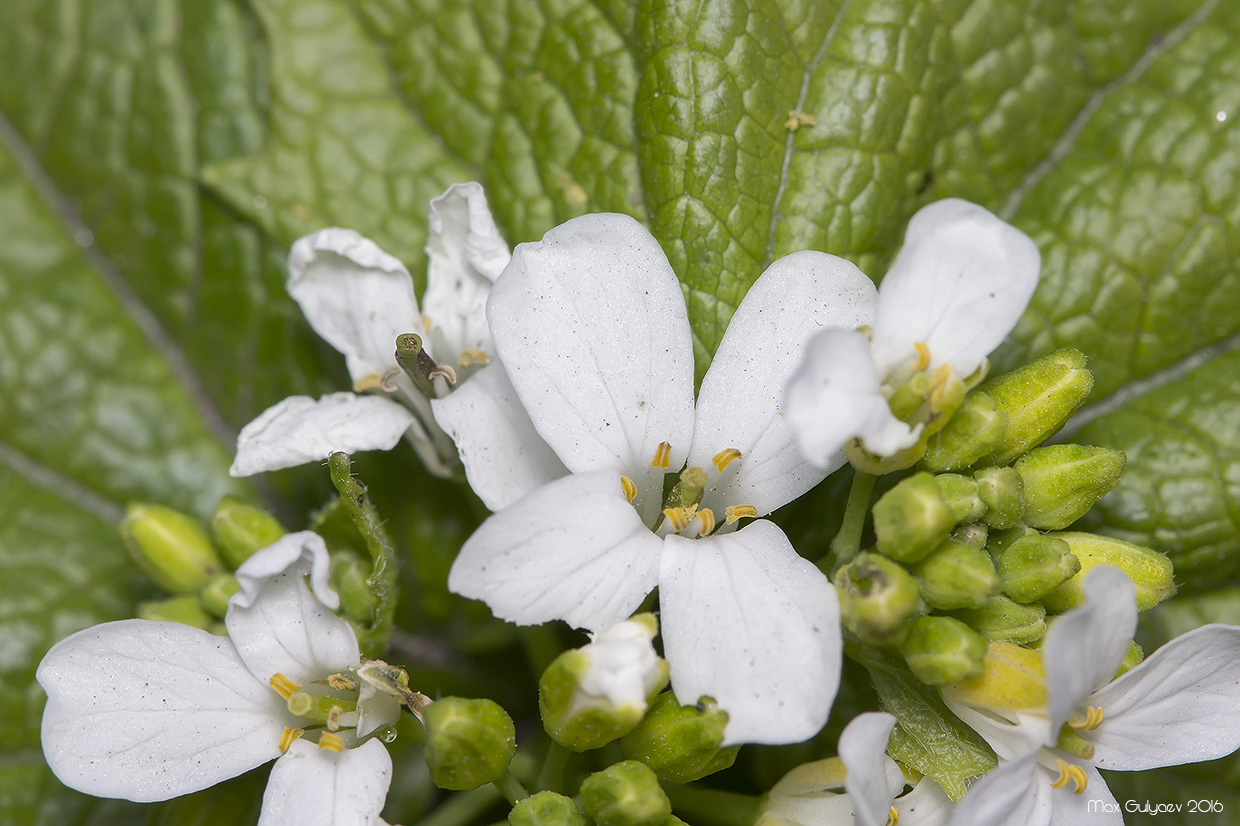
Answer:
[[431, 362, 567, 511], [227, 532, 360, 685], [230, 393, 417, 477], [423, 182, 510, 366], [259, 738, 392, 826], [950, 754, 1051, 826], [447, 470, 664, 632], [869, 199, 1040, 378], [839, 712, 905, 826], [895, 777, 954, 826], [1086, 624, 1240, 771], [487, 213, 695, 521], [660, 521, 841, 745], [36, 620, 286, 802], [785, 329, 920, 466], [1043, 567, 1136, 734], [1046, 763, 1121, 826], [941, 701, 1048, 761], [691, 251, 877, 517], [763, 791, 856, 826]]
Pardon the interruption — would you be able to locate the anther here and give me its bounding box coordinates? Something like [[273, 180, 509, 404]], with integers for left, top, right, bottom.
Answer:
[[725, 504, 759, 525], [327, 704, 344, 732], [458, 349, 490, 368], [697, 508, 716, 537], [1069, 765, 1088, 793], [429, 364, 457, 385], [279, 727, 304, 752], [1050, 760, 1072, 790], [663, 506, 693, 533], [651, 441, 672, 469], [914, 342, 931, 372], [317, 732, 345, 752], [270, 673, 302, 699], [887, 806, 900, 826], [620, 475, 637, 503], [1070, 705, 1105, 731], [378, 366, 402, 392], [712, 448, 742, 472], [328, 672, 359, 691], [352, 373, 386, 393], [928, 364, 953, 408]]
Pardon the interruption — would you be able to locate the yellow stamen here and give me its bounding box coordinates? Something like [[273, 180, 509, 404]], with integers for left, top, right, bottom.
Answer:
[[651, 441, 672, 469], [352, 373, 386, 393], [422, 313, 433, 331], [270, 673, 302, 699], [279, 727, 304, 752], [429, 364, 457, 384], [1050, 759, 1089, 793], [1071, 705, 1104, 731], [1069, 764, 1088, 793], [317, 732, 345, 752], [327, 704, 344, 732], [663, 506, 694, 533], [913, 341, 931, 371], [928, 363, 954, 408], [1050, 760, 1071, 789], [887, 806, 900, 826], [725, 504, 759, 525], [712, 448, 742, 472], [328, 672, 359, 691], [697, 508, 716, 537], [458, 349, 490, 368], [620, 475, 637, 503]]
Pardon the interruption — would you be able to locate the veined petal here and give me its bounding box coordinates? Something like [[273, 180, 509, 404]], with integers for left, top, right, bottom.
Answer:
[[785, 328, 920, 467], [691, 251, 877, 517], [259, 738, 392, 826], [659, 521, 841, 746], [869, 199, 1040, 378], [288, 228, 424, 380], [839, 712, 905, 826], [423, 182, 510, 367], [950, 753, 1051, 826], [487, 214, 695, 521], [1043, 567, 1136, 734], [37, 620, 286, 802], [895, 777, 954, 826], [431, 362, 567, 511], [762, 790, 856, 826], [447, 470, 664, 632], [1087, 624, 1240, 771], [230, 393, 416, 477], [941, 700, 1048, 761], [227, 532, 360, 686]]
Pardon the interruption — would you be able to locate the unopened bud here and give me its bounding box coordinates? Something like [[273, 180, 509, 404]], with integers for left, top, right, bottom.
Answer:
[[950, 522, 989, 550], [935, 474, 986, 523], [982, 348, 1094, 466], [996, 535, 1078, 603], [331, 552, 379, 624], [873, 473, 955, 563], [581, 760, 672, 826], [921, 392, 1009, 472], [121, 503, 225, 594], [911, 540, 999, 610], [975, 467, 1025, 529], [942, 640, 1046, 712], [619, 692, 738, 783], [986, 525, 1038, 557], [1040, 533, 1176, 612], [1014, 445, 1126, 530], [541, 615, 669, 751], [210, 496, 286, 568], [950, 596, 1046, 644], [423, 697, 516, 790], [1118, 640, 1144, 676], [137, 594, 215, 629], [834, 553, 922, 645], [199, 572, 240, 618], [900, 616, 986, 685], [510, 792, 588, 826]]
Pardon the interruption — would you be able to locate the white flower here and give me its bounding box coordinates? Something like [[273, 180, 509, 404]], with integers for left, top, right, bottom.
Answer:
[[230, 183, 565, 510], [37, 532, 404, 826], [575, 616, 667, 713], [786, 199, 1040, 469], [448, 212, 877, 745], [949, 567, 1240, 826], [760, 712, 953, 826]]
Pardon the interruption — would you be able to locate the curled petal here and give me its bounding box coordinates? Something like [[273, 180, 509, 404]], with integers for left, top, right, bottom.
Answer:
[[447, 470, 664, 632], [691, 250, 877, 517], [839, 712, 905, 826], [37, 620, 286, 802], [259, 738, 392, 826], [660, 521, 841, 745], [230, 393, 416, 477], [869, 199, 1039, 378]]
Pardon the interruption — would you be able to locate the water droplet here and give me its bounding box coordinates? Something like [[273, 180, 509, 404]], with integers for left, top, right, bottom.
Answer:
[[253, 195, 268, 209], [1217, 111, 1227, 123], [377, 724, 398, 743], [74, 228, 94, 247]]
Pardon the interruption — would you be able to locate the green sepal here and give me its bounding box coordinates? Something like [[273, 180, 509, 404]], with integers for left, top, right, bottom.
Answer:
[[619, 692, 738, 784], [423, 697, 517, 791], [899, 616, 986, 686], [995, 534, 1079, 603], [199, 572, 240, 619], [873, 472, 955, 563], [911, 540, 999, 610], [211, 496, 287, 568], [1041, 532, 1176, 612], [981, 349, 1093, 466], [834, 553, 923, 646], [121, 503, 226, 594], [949, 596, 1046, 644], [581, 760, 672, 826], [1014, 444, 1126, 530], [921, 392, 1009, 472], [509, 792, 588, 826], [974, 467, 1025, 530]]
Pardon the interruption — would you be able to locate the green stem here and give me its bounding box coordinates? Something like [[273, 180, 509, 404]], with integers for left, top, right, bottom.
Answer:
[[521, 624, 563, 679], [663, 786, 762, 826], [492, 772, 530, 806], [415, 785, 502, 826], [826, 471, 877, 570], [535, 740, 573, 794]]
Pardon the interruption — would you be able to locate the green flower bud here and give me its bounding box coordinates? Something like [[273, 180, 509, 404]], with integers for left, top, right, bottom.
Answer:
[[210, 496, 287, 568], [982, 348, 1094, 466], [330, 552, 379, 624], [900, 616, 986, 685], [911, 540, 999, 610], [996, 535, 1078, 603], [834, 553, 923, 645], [986, 526, 1037, 558], [581, 760, 672, 826], [975, 467, 1025, 529], [199, 572, 240, 619], [1118, 640, 1144, 676], [121, 503, 225, 594], [950, 522, 989, 551], [619, 692, 738, 783], [935, 474, 986, 523], [921, 391, 1009, 472], [1014, 445, 1126, 530], [509, 792, 588, 826], [950, 596, 1046, 644], [1041, 533, 1176, 612], [423, 697, 516, 790], [541, 615, 669, 751], [873, 473, 955, 563], [137, 594, 215, 629]]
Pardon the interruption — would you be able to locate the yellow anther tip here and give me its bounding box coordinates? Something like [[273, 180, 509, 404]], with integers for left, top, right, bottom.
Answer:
[[620, 475, 637, 503], [651, 441, 672, 469], [887, 807, 900, 826], [270, 673, 302, 700], [318, 732, 345, 752], [914, 342, 931, 371], [458, 349, 490, 368], [725, 504, 759, 525], [712, 448, 742, 472], [697, 508, 716, 538], [279, 727, 304, 752]]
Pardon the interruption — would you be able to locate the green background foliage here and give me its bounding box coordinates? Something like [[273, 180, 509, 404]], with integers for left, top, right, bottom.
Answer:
[[2, 0, 1238, 823]]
